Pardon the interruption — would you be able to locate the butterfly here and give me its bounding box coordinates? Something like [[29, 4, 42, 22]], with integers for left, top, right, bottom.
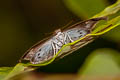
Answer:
[[20, 17, 107, 64]]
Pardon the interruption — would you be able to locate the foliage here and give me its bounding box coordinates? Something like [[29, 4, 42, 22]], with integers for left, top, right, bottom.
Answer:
[[1, 0, 120, 80], [63, 0, 107, 19], [77, 48, 120, 80]]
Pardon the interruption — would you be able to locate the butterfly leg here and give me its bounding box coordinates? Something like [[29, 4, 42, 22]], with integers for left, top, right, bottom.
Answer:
[[51, 41, 57, 56], [66, 33, 74, 43]]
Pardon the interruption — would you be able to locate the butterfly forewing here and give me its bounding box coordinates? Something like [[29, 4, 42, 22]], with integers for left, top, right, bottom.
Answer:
[[30, 40, 54, 64]]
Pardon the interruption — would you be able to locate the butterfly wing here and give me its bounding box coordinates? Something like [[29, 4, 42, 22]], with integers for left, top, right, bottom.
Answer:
[[30, 40, 54, 64]]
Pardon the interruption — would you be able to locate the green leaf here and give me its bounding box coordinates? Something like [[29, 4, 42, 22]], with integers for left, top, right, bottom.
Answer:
[[93, 0, 120, 18], [77, 48, 120, 79], [92, 0, 120, 43], [0, 63, 34, 80], [0, 67, 13, 80], [92, 16, 120, 34], [63, 0, 107, 19], [103, 26, 120, 42]]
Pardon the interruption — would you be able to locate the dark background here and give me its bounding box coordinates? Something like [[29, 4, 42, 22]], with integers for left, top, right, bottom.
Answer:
[[0, 0, 118, 73]]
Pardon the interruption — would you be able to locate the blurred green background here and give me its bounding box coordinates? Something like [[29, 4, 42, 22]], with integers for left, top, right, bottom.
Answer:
[[0, 0, 120, 74]]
